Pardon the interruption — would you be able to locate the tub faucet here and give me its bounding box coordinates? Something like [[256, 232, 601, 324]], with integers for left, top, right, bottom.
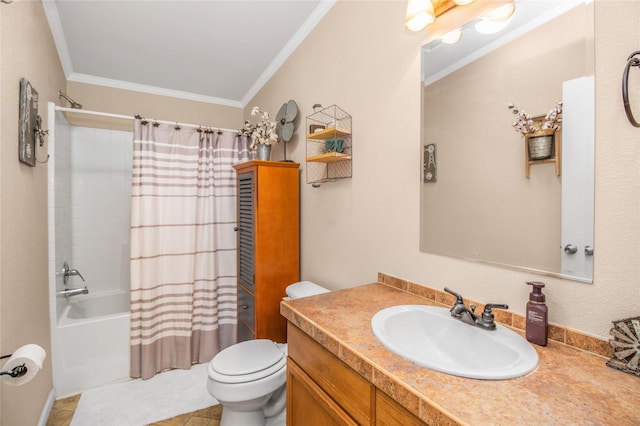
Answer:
[[57, 286, 89, 299], [444, 287, 508, 331], [62, 262, 85, 286]]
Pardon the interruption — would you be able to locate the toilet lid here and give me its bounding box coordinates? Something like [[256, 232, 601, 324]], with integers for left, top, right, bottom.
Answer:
[[209, 340, 286, 384]]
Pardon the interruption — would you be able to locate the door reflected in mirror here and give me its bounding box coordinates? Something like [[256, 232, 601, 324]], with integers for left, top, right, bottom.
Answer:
[[420, 0, 594, 282]]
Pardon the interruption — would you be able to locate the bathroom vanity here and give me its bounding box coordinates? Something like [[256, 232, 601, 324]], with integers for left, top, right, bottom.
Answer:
[[287, 323, 423, 425], [282, 276, 640, 425]]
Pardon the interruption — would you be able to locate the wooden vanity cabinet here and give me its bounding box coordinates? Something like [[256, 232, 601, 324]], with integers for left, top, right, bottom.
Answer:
[[286, 323, 427, 426], [287, 324, 374, 425], [233, 160, 299, 343], [375, 391, 424, 425]]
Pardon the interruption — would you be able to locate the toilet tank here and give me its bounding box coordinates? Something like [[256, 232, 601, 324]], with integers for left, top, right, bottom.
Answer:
[[285, 281, 330, 300]]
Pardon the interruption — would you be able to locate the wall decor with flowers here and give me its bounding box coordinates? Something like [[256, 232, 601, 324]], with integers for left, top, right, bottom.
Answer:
[[240, 106, 279, 161], [508, 101, 563, 178]]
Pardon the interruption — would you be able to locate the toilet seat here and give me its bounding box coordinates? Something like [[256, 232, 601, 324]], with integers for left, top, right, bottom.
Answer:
[[209, 339, 286, 384]]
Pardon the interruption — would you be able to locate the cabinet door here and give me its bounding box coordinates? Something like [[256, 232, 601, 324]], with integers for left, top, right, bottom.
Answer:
[[375, 390, 425, 426], [237, 171, 255, 292], [287, 359, 358, 426], [288, 325, 374, 424]]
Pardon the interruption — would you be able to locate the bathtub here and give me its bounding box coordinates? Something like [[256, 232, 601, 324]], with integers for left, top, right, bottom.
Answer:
[[53, 291, 131, 396]]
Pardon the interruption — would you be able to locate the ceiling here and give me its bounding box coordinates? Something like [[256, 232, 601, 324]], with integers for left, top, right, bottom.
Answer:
[[42, 0, 334, 108]]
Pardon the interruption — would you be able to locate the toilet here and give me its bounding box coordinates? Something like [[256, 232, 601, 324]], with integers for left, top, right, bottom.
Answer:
[[207, 281, 329, 426]]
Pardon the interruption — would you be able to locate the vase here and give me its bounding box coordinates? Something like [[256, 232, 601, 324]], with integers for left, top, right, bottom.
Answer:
[[526, 131, 554, 160], [256, 144, 271, 161]]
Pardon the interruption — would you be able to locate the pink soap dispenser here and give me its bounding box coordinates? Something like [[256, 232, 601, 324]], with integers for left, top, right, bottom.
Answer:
[[526, 281, 548, 346]]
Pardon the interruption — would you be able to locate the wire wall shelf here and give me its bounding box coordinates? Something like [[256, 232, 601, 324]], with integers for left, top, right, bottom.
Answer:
[[305, 105, 352, 186]]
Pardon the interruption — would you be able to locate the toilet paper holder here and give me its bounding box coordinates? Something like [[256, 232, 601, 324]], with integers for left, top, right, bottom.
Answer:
[[0, 354, 28, 379], [0, 344, 46, 385], [0, 364, 27, 378]]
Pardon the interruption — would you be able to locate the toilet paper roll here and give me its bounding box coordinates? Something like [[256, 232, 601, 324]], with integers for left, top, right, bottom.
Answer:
[[1, 344, 46, 386]]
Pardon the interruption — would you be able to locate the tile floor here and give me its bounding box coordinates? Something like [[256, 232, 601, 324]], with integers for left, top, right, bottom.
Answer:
[[46, 394, 222, 426]]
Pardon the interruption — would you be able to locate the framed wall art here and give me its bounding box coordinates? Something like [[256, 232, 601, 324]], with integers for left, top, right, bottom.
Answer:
[[18, 77, 39, 167]]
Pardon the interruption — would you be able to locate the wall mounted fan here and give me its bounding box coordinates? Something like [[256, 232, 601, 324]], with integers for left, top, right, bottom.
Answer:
[[275, 100, 298, 161]]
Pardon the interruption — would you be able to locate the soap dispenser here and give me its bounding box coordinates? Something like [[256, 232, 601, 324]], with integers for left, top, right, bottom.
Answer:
[[526, 281, 548, 346]]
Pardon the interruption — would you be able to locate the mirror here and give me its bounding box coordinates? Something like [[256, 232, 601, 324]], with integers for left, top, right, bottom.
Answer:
[[420, 1, 594, 282]]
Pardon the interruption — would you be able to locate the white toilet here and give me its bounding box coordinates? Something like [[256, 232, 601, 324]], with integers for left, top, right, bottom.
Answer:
[[207, 281, 329, 426]]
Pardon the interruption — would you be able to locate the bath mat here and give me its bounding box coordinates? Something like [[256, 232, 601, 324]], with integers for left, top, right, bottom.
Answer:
[[70, 362, 217, 426]]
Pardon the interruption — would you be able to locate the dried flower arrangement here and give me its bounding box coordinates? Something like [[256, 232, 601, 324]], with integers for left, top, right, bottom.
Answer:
[[240, 106, 279, 149], [508, 101, 563, 136]]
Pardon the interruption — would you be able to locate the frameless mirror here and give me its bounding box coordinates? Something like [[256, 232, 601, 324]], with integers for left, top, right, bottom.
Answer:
[[420, 1, 594, 282]]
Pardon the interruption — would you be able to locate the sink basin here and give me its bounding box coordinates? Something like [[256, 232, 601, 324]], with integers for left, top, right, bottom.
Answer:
[[371, 305, 539, 380]]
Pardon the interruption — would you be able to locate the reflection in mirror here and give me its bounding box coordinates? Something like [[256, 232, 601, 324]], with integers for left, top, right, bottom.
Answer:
[[420, 1, 594, 282]]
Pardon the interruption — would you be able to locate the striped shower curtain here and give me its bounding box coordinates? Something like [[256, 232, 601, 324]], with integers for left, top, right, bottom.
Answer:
[[130, 119, 250, 379]]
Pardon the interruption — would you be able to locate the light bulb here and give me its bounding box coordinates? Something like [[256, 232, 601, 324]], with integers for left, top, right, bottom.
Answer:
[[441, 28, 462, 44], [484, 1, 515, 22], [475, 18, 510, 34], [405, 0, 435, 32]]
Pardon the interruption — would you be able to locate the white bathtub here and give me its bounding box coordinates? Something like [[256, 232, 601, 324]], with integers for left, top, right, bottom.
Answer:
[[53, 291, 131, 396], [64, 291, 130, 321]]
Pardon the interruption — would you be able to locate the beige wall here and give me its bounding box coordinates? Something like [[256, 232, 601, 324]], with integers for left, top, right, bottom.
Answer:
[[66, 81, 243, 131], [1, 2, 639, 423], [250, 0, 640, 340], [0, 1, 66, 424]]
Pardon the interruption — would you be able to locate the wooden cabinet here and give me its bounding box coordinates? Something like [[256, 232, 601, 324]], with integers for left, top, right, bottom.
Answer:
[[233, 160, 299, 343], [287, 360, 357, 425], [287, 324, 373, 425], [375, 390, 423, 426], [287, 323, 427, 426]]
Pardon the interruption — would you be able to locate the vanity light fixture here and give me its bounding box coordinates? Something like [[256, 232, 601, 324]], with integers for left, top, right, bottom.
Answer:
[[474, 18, 510, 34], [405, 0, 435, 32], [483, 1, 515, 21], [474, 1, 515, 34], [440, 28, 462, 44], [405, 0, 515, 40]]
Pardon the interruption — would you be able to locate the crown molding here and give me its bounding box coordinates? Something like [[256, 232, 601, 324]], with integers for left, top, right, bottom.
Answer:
[[67, 73, 243, 108], [241, 0, 336, 107]]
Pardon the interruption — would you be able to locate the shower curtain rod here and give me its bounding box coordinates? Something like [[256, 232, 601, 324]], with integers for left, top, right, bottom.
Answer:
[[55, 106, 240, 133]]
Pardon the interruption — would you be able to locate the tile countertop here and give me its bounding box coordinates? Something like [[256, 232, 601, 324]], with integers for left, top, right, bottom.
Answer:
[[280, 282, 640, 425]]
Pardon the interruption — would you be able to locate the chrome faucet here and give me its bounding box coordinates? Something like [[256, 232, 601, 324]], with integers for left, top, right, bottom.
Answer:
[[57, 286, 89, 298], [61, 262, 85, 286], [444, 287, 508, 331]]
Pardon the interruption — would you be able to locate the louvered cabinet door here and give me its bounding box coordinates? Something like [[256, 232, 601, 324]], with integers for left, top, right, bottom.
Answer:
[[233, 161, 300, 343], [236, 170, 255, 341]]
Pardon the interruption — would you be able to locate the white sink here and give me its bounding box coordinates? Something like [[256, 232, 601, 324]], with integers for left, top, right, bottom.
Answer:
[[371, 305, 539, 380]]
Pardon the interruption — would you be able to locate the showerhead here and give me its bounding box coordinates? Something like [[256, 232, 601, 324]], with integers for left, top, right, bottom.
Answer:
[[58, 91, 83, 109]]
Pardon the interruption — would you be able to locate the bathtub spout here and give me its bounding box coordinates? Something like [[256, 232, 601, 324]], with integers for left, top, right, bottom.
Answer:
[[57, 286, 89, 298]]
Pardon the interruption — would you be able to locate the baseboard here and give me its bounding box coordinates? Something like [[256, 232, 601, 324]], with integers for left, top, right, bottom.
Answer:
[[37, 388, 56, 426]]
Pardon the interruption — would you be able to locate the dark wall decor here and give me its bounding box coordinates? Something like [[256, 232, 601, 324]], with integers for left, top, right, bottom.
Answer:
[[18, 78, 39, 167]]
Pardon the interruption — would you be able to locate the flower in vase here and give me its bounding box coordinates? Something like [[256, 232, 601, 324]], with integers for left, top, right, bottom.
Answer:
[[508, 101, 563, 136], [240, 106, 279, 150]]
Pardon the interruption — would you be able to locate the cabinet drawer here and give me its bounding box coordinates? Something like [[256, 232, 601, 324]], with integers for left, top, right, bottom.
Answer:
[[288, 324, 373, 425], [237, 286, 255, 331]]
